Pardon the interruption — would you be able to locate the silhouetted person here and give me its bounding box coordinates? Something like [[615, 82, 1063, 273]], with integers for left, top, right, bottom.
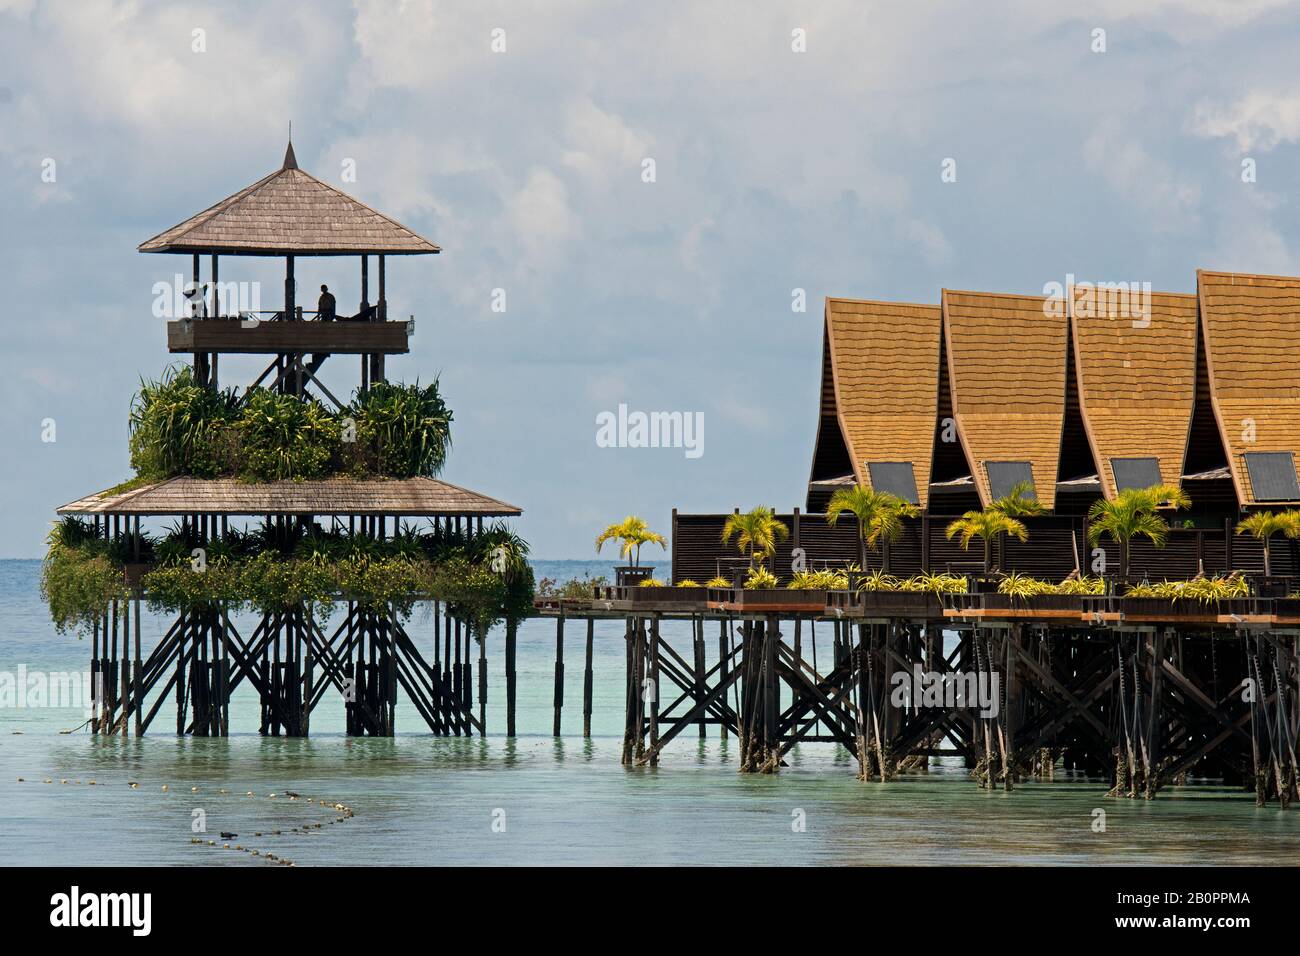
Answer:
[[183, 283, 208, 318], [317, 284, 336, 321], [307, 284, 336, 377]]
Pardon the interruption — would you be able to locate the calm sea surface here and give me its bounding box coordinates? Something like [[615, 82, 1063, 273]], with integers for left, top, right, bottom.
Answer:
[[1, 559, 1296, 866]]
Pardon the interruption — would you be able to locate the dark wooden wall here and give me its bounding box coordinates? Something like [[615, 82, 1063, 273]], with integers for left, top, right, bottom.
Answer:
[[670, 512, 1292, 583]]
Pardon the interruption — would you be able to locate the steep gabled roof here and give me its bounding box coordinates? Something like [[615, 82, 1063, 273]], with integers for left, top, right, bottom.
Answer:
[[823, 298, 942, 507], [138, 144, 440, 256], [57, 476, 519, 517], [1071, 291, 1198, 498], [941, 289, 1068, 508], [1197, 270, 1300, 504]]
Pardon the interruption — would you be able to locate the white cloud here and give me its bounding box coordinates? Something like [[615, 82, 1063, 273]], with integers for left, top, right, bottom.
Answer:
[[507, 166, 580, 271], [1083, 118, 1201, 232], [1193, 92, 1300, 151], [560, 96, 652, 189]]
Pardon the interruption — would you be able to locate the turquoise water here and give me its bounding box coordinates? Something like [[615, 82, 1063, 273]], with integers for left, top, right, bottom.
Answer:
[[2, 559, 1297, 866]]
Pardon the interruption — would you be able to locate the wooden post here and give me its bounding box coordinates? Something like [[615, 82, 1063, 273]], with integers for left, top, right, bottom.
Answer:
[[718, 619, 729, 740], [360, 254, 370, 313], [648, 616, 661, 764], [219, 608, 230, 738], [764, 615, 777, 766], [583, 617, 594, 738], [378, 254, 387, 320], [133, 598, 142, 737], [191, 253, 205, 384], [453, 617, 464, 736], [118, 600, 128, 737], [1005, 625, 1020, 791], [91, 615, 100, 734], [285, 255, 295, 317], [505, 617, 518, 737], [694, 615, 707, 739], [553, 614, 565, 737], [670, 508, 678, 581], [176, 611, 187, 736], [443, 605, 453, 733], [633, 619, 647, 761], [622, 617, 635, 764], [300, 609, 311, 737], [478, 621, 488, 735]]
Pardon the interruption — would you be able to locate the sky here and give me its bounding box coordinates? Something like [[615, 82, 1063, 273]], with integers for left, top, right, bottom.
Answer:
[[2, 0, 1300, 558]]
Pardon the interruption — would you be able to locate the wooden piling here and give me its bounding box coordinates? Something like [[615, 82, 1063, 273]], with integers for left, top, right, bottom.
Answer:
[[583, 617, 594, 738], [505, 617, 518, 737], [478, 622, 488, 734], [693, 615, 707, 739], [718, 619, 729, 741], [553, 614, 565, 737], [648, 616, 661, 765]]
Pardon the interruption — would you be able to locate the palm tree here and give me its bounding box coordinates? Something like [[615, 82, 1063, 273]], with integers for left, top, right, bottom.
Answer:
[[945, 509, 1029, 574], [1086, 483, 1191, 581], [594, 516, 667, 567], [721, 506, 789, 569], [1235, 510, 1300, 577], [825, 485, 919, 572], [991, 480, 1045, 518]]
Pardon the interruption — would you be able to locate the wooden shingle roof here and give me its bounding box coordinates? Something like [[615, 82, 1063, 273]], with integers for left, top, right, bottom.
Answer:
[[1071, 291, 1198, 498], [57, 477, 520, 518], [1197, 270, 1300, 504], [138, 144, 440, 257], [824, 298, 942, 507], [941, 289, 1068, 509]]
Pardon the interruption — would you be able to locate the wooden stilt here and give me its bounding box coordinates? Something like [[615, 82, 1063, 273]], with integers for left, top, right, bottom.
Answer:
[[648, 616, 661, 765], [478, 621, 488, 735], [553, 614, 565, 737], [505, 617, 518, 737], [583, 617, 594, 738]]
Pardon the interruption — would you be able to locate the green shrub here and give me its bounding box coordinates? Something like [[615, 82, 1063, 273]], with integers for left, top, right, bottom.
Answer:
[[1126, 574, 1250, 603], [1056, 576, 1106, 595], [348, 380, 452, 478], [47, 517, 534, 631], [744, 567, 778, 589], [537, 574, 607, 600], [128, 366, 240, 479], [898, 573, 968, 594], [237, 389, 340, 481], [125, 366, 455, 483], [41, 525, 127, 636], [856, 571, 901, 593], [787, 569, 849, 590]]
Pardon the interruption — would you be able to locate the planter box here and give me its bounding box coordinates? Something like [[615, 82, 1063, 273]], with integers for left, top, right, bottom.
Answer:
[[855, 591, 943, 617], [942, 591, 1086, 620], [1255, 577, 1292, 598], [616, 586, 707, 605], [826, 589, 855, 612], [1119, 596, 1262, 623], [614, 566, 656, 587], [1273, 597, 1300, 623], [721, 588, 828, 612], [985, 593, 1081, 612]]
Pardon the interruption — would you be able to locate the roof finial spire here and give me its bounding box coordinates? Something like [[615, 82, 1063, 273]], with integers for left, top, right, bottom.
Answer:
[[282, 123, 298, 170]]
